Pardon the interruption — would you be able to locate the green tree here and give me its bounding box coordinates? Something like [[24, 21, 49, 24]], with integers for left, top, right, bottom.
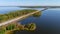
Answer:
[[6, 24, 15, 30], [0, 28, 5, 34], [33, 11, 42, 17], [24, 23, 36, 31]]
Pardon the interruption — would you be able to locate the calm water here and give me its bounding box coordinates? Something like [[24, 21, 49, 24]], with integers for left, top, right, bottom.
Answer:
[[0, 7, 60, 34], [20, 9, 60, 34]]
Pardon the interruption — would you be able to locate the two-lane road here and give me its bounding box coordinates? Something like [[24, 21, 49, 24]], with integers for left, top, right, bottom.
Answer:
[[0, 11, 39, 26]]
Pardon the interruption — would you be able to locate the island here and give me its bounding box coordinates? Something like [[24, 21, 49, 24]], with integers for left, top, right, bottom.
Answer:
[[0, 22, 36, 34], [0, 9, 41, 23]]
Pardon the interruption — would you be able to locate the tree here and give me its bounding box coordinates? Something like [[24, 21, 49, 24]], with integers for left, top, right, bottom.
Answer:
[[33, 11, 41, 17], [6, 24, 15, 30], [24, 23, 36, 31], [0, 27, 5, 34]]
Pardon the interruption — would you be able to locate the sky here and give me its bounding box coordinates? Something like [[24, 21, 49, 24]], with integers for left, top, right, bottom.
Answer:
[[0, 0, 60, 6]]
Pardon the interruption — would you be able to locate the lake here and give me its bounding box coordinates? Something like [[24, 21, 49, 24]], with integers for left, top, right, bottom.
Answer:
[[0, 7, 60, 34]]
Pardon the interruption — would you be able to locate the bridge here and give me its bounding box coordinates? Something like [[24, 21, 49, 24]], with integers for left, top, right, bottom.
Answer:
[[0, 6, 60, 26]]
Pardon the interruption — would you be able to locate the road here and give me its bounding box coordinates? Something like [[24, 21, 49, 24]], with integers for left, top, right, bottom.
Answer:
[[0, 11, 39, 26]]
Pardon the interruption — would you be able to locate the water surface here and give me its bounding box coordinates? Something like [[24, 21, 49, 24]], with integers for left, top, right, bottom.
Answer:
[[0, 7, 60, 34]]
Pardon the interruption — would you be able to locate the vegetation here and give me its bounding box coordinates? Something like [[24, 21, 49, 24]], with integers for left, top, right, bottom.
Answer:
[[0, 9, 38, 23], [5, 30, 14, 34], [33, 11, 42, 17], [6, 24, 15, 30], [0, 27, 6, 34], [0, 9, 42, 34], [24, 23, 36, 31], [0, 22, 36, 34]]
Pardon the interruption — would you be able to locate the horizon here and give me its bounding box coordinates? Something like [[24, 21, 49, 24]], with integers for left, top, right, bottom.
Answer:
[[0, 0, 60, 6]]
